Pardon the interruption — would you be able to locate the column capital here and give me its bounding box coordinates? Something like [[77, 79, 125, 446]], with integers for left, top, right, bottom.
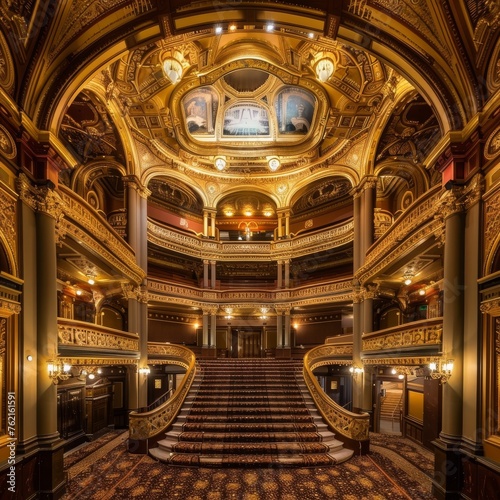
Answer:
[[123, 176, 151, 198], [202, 305, 219, 315], [463, 173, 485, 210], [18, 174, 65, 220]]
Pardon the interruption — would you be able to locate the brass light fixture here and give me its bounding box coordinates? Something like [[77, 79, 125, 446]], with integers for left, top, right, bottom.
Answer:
[[47, 359, 71, 384], [429, 358, 454, 384]]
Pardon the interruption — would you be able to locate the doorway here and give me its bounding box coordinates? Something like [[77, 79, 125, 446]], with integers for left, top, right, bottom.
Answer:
[[231, 328, 262, 358], [375, 379, 403, 435]]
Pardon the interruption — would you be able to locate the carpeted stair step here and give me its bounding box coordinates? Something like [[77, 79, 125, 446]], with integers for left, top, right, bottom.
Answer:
[[175, 431, 325, 442], [149, 359, 354, 468]]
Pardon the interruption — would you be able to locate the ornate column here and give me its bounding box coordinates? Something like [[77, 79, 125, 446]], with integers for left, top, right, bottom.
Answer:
[[277, 260, 283, 288], [203, 260, 209, 288], [283, 308, 291, 347], [203, 210, 209, 237], [362, 284, 377, 412], [124, 177, 150, 408], [352, 189, 362, 270], [210, 209, 216, 238], [277, 210, 284, 238], [201, 306, 217, 357], [210, 307, 217, 348], [361, 176, 377, 253], [461, 175, 483, 456], [285, 209, 290, 236], [284, 260, 290, 288], [202, 307, 210, 347], [210, 260, 216, 289], [432, 185, 466, 499], [18, 176, 66, 497], [275, 306, 283, 348], [352, 287, 364, 410]]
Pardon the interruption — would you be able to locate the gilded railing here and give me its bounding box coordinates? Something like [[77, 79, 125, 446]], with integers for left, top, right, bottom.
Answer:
[[147, 218, 354, 261], [147, 278, 353, 308], [303, 345, 369, 447], [57, 319, 139, 353], [58, 185, 145, 285], [128, 344, 197, 446], [362, 318, 443, 353]]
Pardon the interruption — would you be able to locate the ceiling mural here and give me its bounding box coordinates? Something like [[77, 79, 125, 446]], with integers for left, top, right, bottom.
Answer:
[[375, 92, 441, 165], [59, 91, 125, 163]]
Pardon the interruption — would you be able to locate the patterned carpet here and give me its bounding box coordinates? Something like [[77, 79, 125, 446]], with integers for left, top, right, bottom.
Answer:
[[62, 431, 436, 499]]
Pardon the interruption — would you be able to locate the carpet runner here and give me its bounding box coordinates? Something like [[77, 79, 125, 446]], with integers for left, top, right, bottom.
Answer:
[[149, 359, 353, 467]]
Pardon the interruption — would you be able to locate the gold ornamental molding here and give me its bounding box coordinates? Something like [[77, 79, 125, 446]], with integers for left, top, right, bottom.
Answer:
[[0, 187, 18, 274], [304, 345, 369, 443], [362, 356, 437, 366], [147, 278, 353, 310], [58, 186, 145, 285], [147, 219, 354, 261], [362, 318, 443, 352], [59, 357, 138, 366], [129, 345, 197, 442], [357, 218, 441, 285], [58, 319, 139, 352], [483, 186, 500, 274]]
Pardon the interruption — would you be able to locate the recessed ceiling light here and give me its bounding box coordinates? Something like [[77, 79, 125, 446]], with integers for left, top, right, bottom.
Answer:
[[215, 26, 223, 34]]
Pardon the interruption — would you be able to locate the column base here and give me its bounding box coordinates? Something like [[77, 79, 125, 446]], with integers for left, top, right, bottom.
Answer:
[[201, 346, 217, 358], [38, 438, 66, 499], [432, 437, 462, 500], [275, 347, 291, 359]]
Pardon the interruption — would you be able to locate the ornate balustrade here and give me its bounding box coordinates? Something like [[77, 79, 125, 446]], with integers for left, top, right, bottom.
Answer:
[[362, 318, 443, 354], [128, 344, 197, 453], [357, 185, 442, 284], [147, 218, 353, 261], [58, 318, 139, 355], [303, 345, 369, 453], [147, 278, 353, 308], [58, 185, 145, 285]]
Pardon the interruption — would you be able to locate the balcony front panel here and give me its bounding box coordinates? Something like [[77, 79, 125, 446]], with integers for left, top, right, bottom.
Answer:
[[147, 218, 353, 261], [58, 318, 140, 356], [362, 318, 443, 356], [59, 186, 145, 285]]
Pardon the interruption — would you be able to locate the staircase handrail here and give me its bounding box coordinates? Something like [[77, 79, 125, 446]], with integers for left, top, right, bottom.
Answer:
[[128, 344, 197, 451], [303, 345, 370, 451]]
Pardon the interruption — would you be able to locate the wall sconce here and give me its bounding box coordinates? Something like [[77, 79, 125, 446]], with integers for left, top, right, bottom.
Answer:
[[429, 359, 453, 384], [47, 359, 71, 384], [349, 364, 364, 379], [139, 366, 151, 376]]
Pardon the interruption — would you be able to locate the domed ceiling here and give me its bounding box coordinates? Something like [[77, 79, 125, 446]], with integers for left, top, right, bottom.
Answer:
[[54, 1, 445, 214]]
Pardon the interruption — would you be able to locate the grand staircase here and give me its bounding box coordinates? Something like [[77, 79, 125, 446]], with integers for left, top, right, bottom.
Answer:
[[149, 359, 353, 467]]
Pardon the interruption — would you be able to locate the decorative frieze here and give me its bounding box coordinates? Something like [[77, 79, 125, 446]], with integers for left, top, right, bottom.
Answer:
[[362, 320, 443, 352], [58, 320, 139, 352]]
